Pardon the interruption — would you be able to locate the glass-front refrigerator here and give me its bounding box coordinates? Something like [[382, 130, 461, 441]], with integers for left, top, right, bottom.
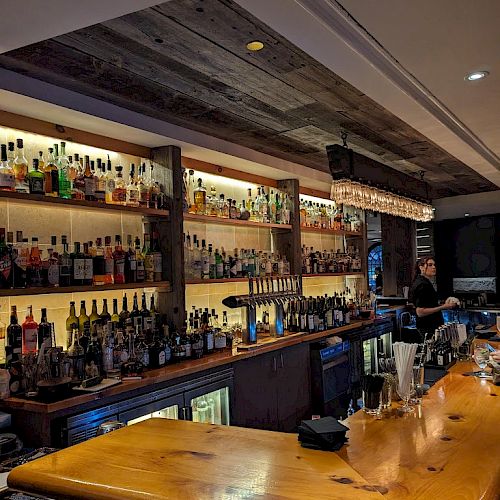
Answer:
[[120, 395, 184, 426], [362, 337, 376, 374], [185, 384, 231, 425]]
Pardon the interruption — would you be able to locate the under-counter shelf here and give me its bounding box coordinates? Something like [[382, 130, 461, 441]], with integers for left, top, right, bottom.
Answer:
[[184, 213, 291, 230], [0, 281, 171, 297], [300, 226, 362, 236], [302, 273, 364, 278], [0, 190, 169, 217]]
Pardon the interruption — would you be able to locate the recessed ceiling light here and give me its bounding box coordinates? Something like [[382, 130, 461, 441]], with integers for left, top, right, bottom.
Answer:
[[464, 213, 470, 217], [465, 70, 489, 81], [246, 41, 264, 51]]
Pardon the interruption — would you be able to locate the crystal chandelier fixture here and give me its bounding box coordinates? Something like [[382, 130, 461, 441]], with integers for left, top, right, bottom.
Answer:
[[331, 179, 434, 222]]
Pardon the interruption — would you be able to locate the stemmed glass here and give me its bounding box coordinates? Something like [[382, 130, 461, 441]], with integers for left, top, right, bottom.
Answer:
[[396, 376, 415, 413], [473, 343, 490, 378]]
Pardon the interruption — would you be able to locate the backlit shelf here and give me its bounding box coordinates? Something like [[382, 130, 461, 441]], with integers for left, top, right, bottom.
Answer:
[[184, 213, 291, 230]]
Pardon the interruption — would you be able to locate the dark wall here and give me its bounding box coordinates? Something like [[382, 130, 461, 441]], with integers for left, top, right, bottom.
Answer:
[[434, 215, 499, 299]]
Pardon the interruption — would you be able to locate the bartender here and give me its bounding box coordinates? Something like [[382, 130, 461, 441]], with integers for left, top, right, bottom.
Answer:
[[410, 256, 456, 338]]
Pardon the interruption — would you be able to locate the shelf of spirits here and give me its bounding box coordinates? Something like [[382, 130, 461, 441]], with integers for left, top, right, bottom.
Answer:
[[184, 213, 291, 230], [0, 281, 171, 297], [300, 226, 362, 237], [186, 278, 249, 285], [302, 273, 364, 278]]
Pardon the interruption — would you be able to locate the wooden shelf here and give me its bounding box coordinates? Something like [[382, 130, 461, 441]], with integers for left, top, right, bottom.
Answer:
[[0, 281, 171, 297], [184, 213, 291, 230], [0, 191, 169, 217], [302, 273, 364, 278], [186, 278, 248, 285], [300, 226, 362, 236]]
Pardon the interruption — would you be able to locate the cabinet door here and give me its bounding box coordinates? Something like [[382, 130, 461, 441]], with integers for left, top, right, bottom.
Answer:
[[232, 350, 279, 430], [277, 343, 311, 432]]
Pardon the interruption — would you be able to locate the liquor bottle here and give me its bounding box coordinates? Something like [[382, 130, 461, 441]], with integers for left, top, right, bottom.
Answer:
[[92, 237, 106, 285], [75, 301, 88, 336], [138, 163, 150, 208], [85, 326, 103, 377], [130, 292, 141, 328], [28, 237, 43, 287], [135, 327, 150, 368], [104, 155, 115, 204], [194, 178, 207, 214], [13, 139, 28, 193], [120, 326, 143, 377], [65, 301, 78, 349], [27, 159, 45, 195], [111, 298, 120, 325], [0, 228, 12, 288], [111, 165, 126, 205], [125, 235, 137, 283], [83, 155, 96, 201], [93, 158, 106, 203], [37, 308, 52, 350], [44, 147, 58, 197], [113, 235, 126, 284], [6, 306, 22, 364], [67, 329, 85, 382], [56, 142, 72, 199], [22, 305, 38, 353], [71, 154, 85, 200], [201, 239, 209, 280], [0, 144, 15, 191], [119, 294, 130, 329], [148, 329, 165, 369], [89, 299, 100, 328], [208, 244, 216, 279], [57, 235, 71, 286], [104, 236, 114, 284], [100, 298, 111, 324], [143, 233, 154, 283], [135, 236, 145, 282], [47, 236, 60, 287], [152, 231, 163, 282], [82, 242, 93, 286], [215, 248, 223, 279], [126, 164, 140, 207]]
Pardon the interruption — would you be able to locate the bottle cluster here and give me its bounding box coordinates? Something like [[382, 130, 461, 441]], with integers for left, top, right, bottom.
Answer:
[[301, 245, 363, 275], [0, 139, 168, 210], [184, 233, 290, 280], [4, 296, 233, 397], [299, 198, 362, 232], [184, 170, 291, 225], [0, 228, 163, 289]]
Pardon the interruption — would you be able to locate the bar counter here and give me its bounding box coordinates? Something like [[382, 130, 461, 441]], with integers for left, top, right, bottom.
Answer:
[[7, 359, 500, 499]]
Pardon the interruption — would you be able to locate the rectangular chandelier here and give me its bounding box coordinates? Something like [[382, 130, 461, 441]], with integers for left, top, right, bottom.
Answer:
[[331, 179, 434, 222]]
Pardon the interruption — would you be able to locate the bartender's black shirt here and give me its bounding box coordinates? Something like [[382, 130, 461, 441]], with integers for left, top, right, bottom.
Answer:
[[410, 275, 443, 332]]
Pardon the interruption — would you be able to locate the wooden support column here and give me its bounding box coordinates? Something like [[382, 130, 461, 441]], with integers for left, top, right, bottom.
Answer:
[[381, 214, 416, 296], [276, 179, 301, 276], [151, 145, 185, 330]]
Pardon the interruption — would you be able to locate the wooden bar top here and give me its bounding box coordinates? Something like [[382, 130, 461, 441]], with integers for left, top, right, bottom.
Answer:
[[338, 360, 500, 500], [7, 418, 384, 500], [2, 319, 379, 415]]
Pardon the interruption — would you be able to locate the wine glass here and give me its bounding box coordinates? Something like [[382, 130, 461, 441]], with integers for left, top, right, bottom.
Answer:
[[396, 374, 415, 413], [473, 343, 490, 378]]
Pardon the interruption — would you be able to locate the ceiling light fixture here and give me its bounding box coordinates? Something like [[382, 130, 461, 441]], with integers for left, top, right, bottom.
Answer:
[[465, 70, 489, 81], [464, 213, 470, 217], [246, 41, 264, 51]]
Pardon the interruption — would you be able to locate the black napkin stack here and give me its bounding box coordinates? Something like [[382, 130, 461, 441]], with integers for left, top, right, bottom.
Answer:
[[298, 416, 349, 451]]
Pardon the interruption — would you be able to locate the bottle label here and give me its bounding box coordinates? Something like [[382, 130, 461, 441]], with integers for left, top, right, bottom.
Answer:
[[0, 254, 12, 280], [23, 327, 38, 351], [184, 343, 192, 358], [129, 258, 137, 271], [144, 255, 154, 279], [95, 190, 105, 201], [84, 178, 95, 196], [308, 315, 314, 331], [105, 257, 114, 275], [437, 354, 444, 366], [84, 258, 93, 280], [0, 172, 15, 189], [216, 263, 223, 277], [202, 258, 210, 276], [206, 333, 214, 351], [158, 350, 166, 366], [215, 335, 226, 349], [115, 257, 125, 277], [60, 256, 72, 278], [47, 263, 59, 285], [112, 189, 126, 203], [29, 177, 44, 194], [136, 260, 145, 280], [128, 191, 139, 203], [73, 258, 85, 280], [153, 253, 162, 273]]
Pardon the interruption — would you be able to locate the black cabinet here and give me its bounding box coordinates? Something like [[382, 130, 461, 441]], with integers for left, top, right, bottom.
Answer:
[[232, 343, 310, 432]]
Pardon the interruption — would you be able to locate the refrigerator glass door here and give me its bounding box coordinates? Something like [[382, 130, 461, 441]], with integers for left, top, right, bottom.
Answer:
[[120, 394, 184, 426], [188, 387, 230, 425], [363, 338, 375, 374]]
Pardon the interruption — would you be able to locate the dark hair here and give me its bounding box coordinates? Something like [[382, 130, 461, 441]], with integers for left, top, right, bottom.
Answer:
[[414, 256, 435, 277]]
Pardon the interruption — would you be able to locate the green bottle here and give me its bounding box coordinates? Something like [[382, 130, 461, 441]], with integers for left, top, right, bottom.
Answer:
[[27, 158, 45, 194], [58, 141, 72, 199], [215, 248, 223, 279]]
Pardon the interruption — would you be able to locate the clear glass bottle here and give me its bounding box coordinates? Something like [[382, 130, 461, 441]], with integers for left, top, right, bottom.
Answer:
[[143, 233, 154, 283], [111, 165, 126, 205], [193, 178, 207, 214], [67, 329, 85, 382], [138, 163, 150, 208], [65, 301, 78, 349], [44, 147, 59, 197], [113, 235, 126, 284], [0, 144, 15, 191], [126, 164, 140, 207], [13, 139, 28, 193], [94, 158, 106, 203]]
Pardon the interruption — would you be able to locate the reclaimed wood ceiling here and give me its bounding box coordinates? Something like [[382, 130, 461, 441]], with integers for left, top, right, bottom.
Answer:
[[0, 0, 495, 198]]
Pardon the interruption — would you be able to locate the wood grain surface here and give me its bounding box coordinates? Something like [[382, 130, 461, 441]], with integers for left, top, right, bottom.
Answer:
[[8, 418, 384, 500], [0, 0, 494, 197], [338, 360, 500, 500]]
